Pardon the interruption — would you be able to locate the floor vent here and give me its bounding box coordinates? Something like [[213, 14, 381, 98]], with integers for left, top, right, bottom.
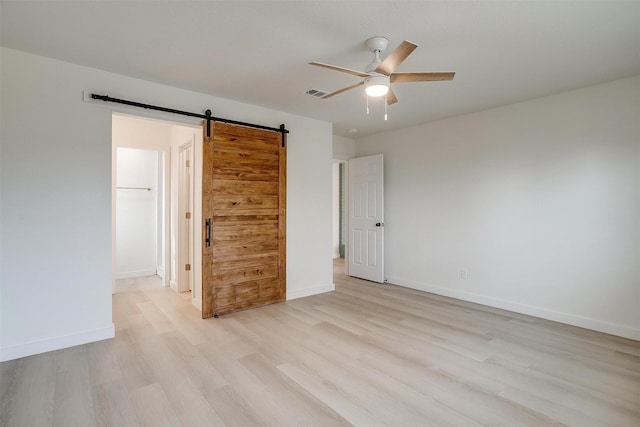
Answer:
[[306, 88, 328, 98]]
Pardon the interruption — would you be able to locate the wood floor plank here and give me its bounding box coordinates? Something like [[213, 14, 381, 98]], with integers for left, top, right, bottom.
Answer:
[[86, 339, 123, 387], [238, 352, 351, 426], [92, 380, 140, 427], [0, 353, 56, 426], [130, 383, 181, 427], [52, 346, 97, 427], [200, 385, 264, 427], [277, 362, 387, 427]]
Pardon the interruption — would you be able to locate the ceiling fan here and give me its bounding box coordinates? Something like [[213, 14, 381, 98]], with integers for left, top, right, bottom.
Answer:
[[309, 36, 455, 106]]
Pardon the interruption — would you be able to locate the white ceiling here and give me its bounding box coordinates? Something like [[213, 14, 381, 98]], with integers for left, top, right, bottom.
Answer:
[[2, 1, 639, 138]]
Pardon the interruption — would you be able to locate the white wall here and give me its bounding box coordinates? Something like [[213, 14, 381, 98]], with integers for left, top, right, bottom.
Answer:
[[112, 114, 173, 149], [0, 47, 334, 361], [356, 76, 640, 340], [115, 148, 159, 278], [333, 135, 356, 160]]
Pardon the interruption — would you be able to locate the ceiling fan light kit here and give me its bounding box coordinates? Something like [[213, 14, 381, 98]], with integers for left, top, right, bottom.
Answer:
[[364, 75, 390, 97], [309, 35, 455, 120]]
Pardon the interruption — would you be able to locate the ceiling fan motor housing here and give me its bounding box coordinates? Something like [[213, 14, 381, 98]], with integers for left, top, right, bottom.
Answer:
[[366, 36, 389, 53], [365, 36, 389, 73]]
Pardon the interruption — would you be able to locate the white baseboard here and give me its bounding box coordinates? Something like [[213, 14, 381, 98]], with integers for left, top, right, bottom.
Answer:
[[114, 269, 157, 280], [192, 297, 202, 312], [287, 283, 335, 301], [0, 324, 115, 362], [156, 266, 165, 280], [170, 280, 178, 291], [385, 275, 640, 341]]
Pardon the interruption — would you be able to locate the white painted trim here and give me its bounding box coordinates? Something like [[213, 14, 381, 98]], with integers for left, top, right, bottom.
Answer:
[[343, 161, 350, 276], [191, 298, 202, 312], [0, 324, 115, 362], [156, 268, 170, 287], [170, 280, 178, 291], [114, 269, 157, 280], [333, 153, 352, 161], [385, 275, 640, 341], [177, 141, 195, 294], [287, 283, 335, 301]]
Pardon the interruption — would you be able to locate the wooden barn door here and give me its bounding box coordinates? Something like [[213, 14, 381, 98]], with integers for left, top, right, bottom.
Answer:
[[201, 121, 286, 318]]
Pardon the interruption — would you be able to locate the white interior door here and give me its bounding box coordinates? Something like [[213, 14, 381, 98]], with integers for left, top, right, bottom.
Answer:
[[348, 154, 384, 283]]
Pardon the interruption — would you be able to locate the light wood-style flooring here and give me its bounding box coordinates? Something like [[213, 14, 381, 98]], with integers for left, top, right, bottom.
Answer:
[[2, 263, 639, 426]]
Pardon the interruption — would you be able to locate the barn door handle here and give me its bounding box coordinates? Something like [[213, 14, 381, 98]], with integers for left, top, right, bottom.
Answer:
[[205, 218, 211, 247]]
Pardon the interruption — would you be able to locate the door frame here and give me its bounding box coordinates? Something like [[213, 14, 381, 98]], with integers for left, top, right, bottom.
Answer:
[[110, 111, 200, 297], [332, 158, 349, 275], [333, 153, 352, 276], [177, 141, 195, 293]]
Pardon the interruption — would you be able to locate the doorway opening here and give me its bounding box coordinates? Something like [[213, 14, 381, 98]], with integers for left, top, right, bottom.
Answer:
[[333, 160, 347, 274], [111, 113, 203, 311], [114, 147, 164, 286]]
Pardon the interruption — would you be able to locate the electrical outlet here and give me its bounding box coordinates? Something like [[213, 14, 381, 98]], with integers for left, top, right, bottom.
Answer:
[[460, 269, 468, 280]]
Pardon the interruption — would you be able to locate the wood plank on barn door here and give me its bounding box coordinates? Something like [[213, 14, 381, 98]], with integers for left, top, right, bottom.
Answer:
[[201, 122, 286, 318]]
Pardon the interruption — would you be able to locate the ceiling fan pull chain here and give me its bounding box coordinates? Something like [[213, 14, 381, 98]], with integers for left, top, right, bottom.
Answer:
[[384, 95, 388, 121]]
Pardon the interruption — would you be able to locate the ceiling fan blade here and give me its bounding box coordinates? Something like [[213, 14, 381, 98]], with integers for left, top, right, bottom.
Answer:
[[375, 40, 418, 75], [391, 72, 455, 83], [321, 81, 364, 99], [386, 87, 398, 105], [309, 61, 370, 78]]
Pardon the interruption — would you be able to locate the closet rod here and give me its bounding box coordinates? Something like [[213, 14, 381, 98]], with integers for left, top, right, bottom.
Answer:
[[117, 186, 151, 191]]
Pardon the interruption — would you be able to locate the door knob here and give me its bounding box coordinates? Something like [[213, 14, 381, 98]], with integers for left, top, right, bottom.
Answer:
[[375, 222, 384, 227]]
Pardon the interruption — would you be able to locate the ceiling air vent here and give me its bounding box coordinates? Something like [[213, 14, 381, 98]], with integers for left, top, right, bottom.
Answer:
[[306, 88, 328, 98]]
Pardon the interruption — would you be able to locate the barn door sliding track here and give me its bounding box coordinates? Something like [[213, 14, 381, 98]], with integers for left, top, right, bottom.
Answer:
[[91, 93, 289, 146]]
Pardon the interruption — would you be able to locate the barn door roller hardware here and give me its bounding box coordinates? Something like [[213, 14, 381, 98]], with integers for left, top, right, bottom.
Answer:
[[90, 94, 289, 141]]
